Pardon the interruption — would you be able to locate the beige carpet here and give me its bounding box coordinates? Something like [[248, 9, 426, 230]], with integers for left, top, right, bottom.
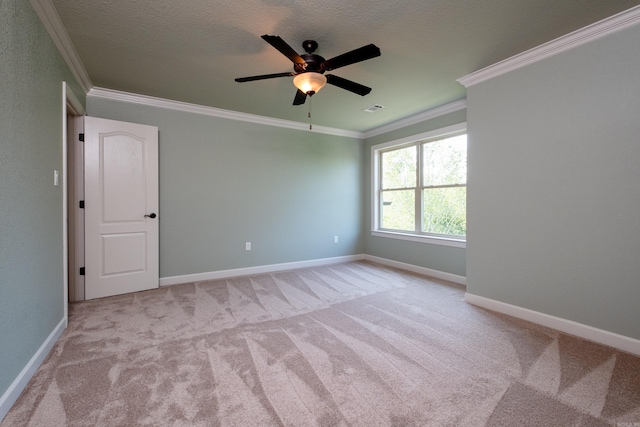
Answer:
[[3, 261, 639, 426]]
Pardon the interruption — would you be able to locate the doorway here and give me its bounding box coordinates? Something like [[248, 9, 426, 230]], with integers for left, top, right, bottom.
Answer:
[[64, 88, 159, 303]]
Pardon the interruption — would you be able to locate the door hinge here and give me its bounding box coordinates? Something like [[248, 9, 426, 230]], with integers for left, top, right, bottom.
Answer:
[[79, 267, 85, 276], [79, 200, 84, 209], [79, 133, 84, 142]]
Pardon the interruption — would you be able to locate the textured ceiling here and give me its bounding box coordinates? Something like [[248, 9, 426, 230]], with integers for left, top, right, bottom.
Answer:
[[52, 0, 640, 132]]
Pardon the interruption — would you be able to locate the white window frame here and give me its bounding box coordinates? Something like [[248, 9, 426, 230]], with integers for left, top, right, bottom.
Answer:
[[371, 122, 467, 248]]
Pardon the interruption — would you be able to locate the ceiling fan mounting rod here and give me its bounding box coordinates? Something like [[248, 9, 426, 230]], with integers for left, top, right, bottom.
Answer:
[[302, 39, 318, 54]]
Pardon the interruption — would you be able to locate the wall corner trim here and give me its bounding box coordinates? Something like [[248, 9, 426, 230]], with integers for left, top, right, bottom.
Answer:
[[364, 255, 467, 286], [457, 5, 640, 88], [465, 293, 640, 357], [29, 0, 93, 93], [0, 318, 66, 422]]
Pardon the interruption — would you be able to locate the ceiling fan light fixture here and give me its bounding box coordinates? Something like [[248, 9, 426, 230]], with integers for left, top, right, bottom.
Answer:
[[293, 72, 327, 95]]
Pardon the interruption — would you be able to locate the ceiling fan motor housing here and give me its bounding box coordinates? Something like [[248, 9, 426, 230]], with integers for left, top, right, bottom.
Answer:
[[295, 53, 326, 73]]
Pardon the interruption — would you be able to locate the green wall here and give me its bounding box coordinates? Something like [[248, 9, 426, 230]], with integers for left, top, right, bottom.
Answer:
[[466, 24, 640, 339], [86, 98, 364, 278], [363, 110, 468, 277], [0, 0, 84, 399]]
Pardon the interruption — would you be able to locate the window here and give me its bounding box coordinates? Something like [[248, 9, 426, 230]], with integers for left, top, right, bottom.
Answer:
[[372, 123, 467, 247]]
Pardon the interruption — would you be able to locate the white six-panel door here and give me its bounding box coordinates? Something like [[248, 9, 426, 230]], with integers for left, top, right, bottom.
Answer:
[[84, 116, 159, 299]]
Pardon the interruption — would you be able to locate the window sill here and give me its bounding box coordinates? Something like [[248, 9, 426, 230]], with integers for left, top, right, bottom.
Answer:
[[370, 230, 466, 248]]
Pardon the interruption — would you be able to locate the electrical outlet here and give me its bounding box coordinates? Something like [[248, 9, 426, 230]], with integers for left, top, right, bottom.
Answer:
[[334, 235, 339, 243], [245, 242, 251, 251], [54, 170, 59, 187]]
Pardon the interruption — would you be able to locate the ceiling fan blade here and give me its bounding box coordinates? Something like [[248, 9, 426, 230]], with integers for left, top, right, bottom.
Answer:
[[261, 35, 306, 65], [293, 89, 307, 105], [235, 72, 294, 82], [323, 44, 381, 71], [325, 74, 372, 96]]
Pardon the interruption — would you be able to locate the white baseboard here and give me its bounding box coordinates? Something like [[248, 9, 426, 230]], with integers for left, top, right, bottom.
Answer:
[[364, 255, 467, 286], [0, 317, 66, 422], [160, 254, 467, 287], [159, 254, 366, 286], [465, 293, 640, 357]]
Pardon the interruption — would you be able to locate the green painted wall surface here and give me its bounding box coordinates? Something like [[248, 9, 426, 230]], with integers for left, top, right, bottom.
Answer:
[[363, 110, 467, 277], [466, 24, 640, 339], [87, 98, 364, 277], [0, 1, 85, 396]]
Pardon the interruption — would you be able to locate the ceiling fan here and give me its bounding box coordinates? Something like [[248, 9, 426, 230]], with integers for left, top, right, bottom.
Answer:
[[235, 35, 381, 105]]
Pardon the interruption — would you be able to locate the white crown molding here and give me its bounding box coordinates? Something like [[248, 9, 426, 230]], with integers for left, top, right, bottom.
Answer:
[[89, 87, 468, 139], [465, 293, 640, 357], [29, 0, 93, 93], [363, 100, 467, 139], [88, 87, 364, 139], [458, 5, 640, 88]]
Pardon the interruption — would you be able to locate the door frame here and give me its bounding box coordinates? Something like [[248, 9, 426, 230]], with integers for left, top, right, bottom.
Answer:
[[67, 109, 85, 302], [63, 82, 85, 314]]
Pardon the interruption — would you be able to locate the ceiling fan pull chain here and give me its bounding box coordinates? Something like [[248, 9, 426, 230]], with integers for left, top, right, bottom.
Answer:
[[308, 96, 313, 130]]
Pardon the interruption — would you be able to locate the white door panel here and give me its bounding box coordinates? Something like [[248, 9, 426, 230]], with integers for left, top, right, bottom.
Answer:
[[102, 233, 147, 275], [84, 116, 159, 300]]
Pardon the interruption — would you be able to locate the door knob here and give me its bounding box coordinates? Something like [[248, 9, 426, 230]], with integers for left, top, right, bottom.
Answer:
[[144, 213, 157, 218]]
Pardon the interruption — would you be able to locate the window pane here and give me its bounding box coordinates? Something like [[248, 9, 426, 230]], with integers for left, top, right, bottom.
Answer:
[[381, 145, 416, 189], [423, 187, 466, 236], [381, 189, 415, 231], [423, 134, 467, 186]]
